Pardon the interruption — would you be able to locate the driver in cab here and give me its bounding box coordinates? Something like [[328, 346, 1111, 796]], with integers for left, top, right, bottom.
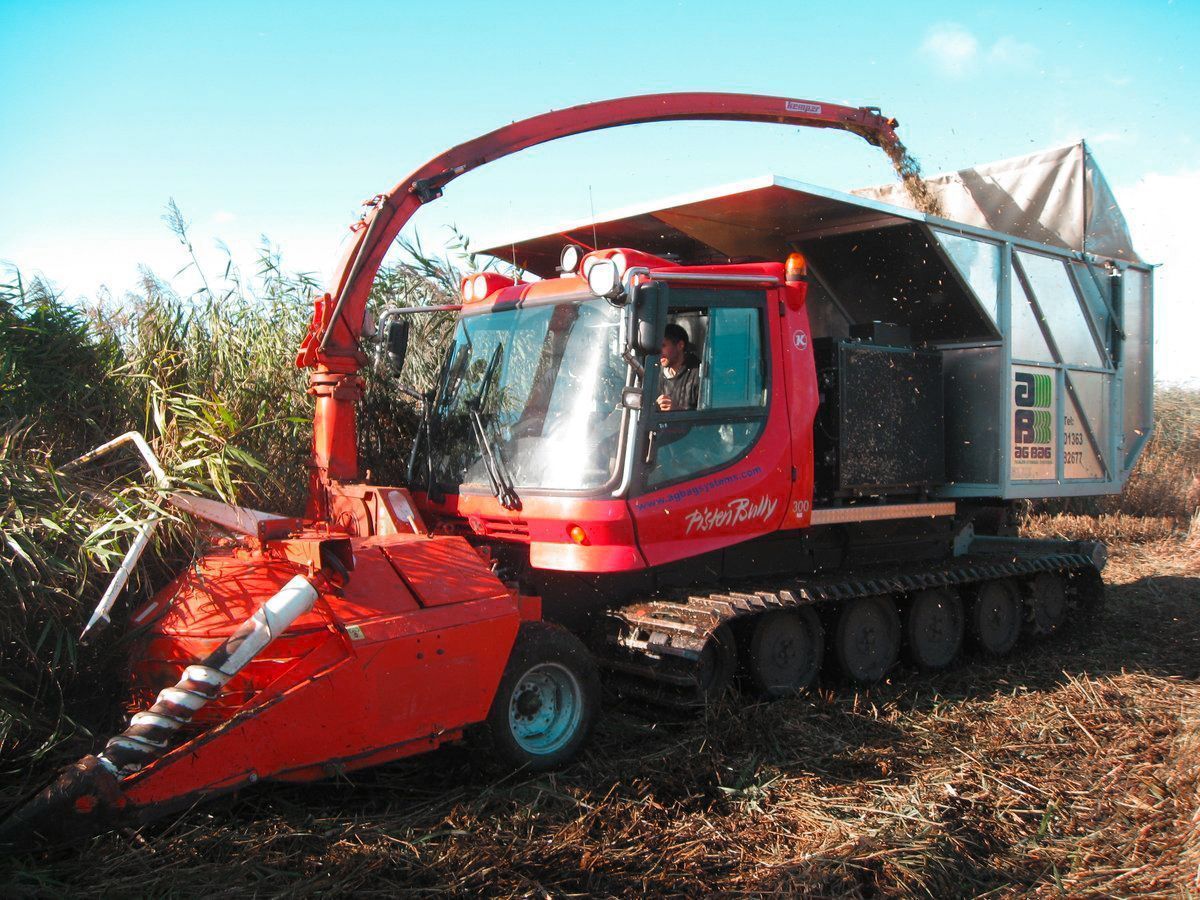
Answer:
[[656, 323, 700, 411]]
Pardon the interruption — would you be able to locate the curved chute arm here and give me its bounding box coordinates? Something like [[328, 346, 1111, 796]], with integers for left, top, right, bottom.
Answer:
[[297, 92, 901, 367]]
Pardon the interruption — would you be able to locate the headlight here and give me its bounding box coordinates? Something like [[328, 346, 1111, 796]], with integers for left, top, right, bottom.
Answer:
[[610, 251, 627, 277], [586, 258, 623, 300], [471, 274, 488, 301], [559, 244, 582, 275]]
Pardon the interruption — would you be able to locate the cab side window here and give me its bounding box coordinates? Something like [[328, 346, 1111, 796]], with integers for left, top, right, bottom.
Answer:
[[643, 292, 769, 490], [702, 307, 766, 409]]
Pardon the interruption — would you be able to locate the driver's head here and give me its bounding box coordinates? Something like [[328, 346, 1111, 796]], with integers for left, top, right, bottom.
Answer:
[[660, 323, 688, 370]]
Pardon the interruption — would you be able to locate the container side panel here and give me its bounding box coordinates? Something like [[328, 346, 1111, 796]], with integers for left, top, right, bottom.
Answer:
[[1016, 251, 1104, 368], [1012, 269, 1055, 363], [934, 232, 1001, 327], [943, 346, 1001, 487], [799, 225, 996, 344], [1070, 262, 1114, 358], [1064, 373, 1107, 479]]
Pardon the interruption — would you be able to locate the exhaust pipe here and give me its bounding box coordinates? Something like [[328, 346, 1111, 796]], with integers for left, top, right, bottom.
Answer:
[[0, 575, 320, 848]]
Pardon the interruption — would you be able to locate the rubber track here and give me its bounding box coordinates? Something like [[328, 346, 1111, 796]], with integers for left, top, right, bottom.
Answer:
[[606, 551, 1097, 664]]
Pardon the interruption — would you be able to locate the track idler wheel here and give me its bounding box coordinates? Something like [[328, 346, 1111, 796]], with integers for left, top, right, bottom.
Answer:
[[903, 588, 964, 672], [832, 596, 901, 685], [967, 579, 1022, 657], [1026, 572, 1067, 636], [484, 622, 600, 772], [745, 608, 824, 698]]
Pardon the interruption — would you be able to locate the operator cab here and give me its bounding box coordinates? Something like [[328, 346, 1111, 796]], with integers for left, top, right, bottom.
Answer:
[[410, 249, 775, 508]]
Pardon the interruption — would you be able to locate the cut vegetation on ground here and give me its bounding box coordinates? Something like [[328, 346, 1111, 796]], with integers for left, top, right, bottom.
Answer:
[[3, 537, 1197, 897]]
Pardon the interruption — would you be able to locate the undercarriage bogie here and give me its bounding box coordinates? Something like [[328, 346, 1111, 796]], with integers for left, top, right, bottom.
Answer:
[[742, 608, 825, 698], [834, 595, 901, 685], [903, 588, 966, 672], [602, 538, 1106, 705], [967, 579, 1023, 657], [1026, 571, 1069, 635], [694, 624, 738, 702]]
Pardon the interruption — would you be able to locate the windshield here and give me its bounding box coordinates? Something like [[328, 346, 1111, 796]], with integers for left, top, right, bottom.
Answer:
[[428, 299, 628, 493]]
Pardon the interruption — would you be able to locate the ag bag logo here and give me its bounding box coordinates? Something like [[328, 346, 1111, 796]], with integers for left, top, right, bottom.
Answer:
[[1013, 372, 1053, 444], [1011, 369, 1055, 477]]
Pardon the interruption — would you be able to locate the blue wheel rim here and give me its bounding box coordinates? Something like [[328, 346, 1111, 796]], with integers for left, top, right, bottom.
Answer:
[[508, 662, 582, 756]]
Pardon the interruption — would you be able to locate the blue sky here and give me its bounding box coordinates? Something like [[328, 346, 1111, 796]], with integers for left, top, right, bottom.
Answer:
[[1, 0, 1197, 379]]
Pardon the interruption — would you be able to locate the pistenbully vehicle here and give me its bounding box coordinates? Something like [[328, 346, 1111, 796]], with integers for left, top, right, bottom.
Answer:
[[2, 92, 1152, 843]]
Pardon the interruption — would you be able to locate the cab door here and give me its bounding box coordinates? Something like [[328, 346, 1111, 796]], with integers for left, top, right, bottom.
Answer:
[[627, 283, 793, 568], [777, 278, 819, 531]]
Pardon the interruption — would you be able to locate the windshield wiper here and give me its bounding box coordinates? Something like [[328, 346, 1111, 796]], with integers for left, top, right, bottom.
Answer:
[[468, 344, 521, 511], [468, 409, 520, 510]]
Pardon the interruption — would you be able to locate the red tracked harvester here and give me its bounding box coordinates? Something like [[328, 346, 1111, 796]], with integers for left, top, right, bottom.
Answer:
[[2, 93, 1152, 845]]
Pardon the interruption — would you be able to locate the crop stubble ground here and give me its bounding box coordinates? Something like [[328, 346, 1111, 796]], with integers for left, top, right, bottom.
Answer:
[[3, 527, 1198, 898]]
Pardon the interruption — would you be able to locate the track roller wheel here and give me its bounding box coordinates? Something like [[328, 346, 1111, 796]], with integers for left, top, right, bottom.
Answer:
[[694, 624, 737, 703], [745, 608, 824, 698], [903, 588, 964, 672], [967, 579, 1022, 657], [483, 622, 599, 772], [833, 595, 900, 685], [1026, 572, 1067, 636]]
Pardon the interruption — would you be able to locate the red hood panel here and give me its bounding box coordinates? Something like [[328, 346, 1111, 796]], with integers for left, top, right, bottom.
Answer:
[[379, 535, 509, 608]]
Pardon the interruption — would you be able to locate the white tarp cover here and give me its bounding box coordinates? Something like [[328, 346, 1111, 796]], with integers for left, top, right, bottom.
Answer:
[[854, 142, 1142, 263]]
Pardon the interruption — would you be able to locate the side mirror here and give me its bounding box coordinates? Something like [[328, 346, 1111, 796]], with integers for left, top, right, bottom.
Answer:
[[633, 319, 659, 357], [385, 319, 410, 376], [630, 287, 662, 357]]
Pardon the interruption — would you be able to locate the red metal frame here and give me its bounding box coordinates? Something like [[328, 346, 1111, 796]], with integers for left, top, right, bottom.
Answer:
[[296, 92, 903, 518]]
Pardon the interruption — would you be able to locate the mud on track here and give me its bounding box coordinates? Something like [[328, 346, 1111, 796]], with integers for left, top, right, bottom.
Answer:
[[3, 537, 1198, 898]]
